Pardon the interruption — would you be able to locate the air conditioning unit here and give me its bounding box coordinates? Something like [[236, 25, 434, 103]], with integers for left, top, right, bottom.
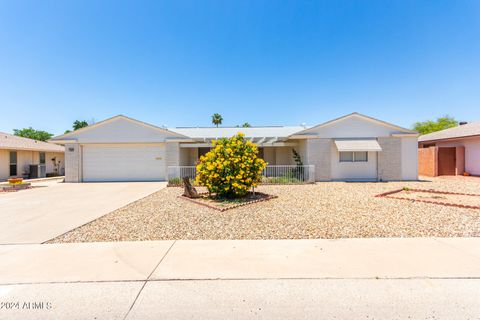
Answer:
[[30, 164, 47, 179]]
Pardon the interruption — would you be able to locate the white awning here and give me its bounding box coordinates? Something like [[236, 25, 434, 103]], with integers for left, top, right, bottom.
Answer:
[[334, 139, 382, 152]]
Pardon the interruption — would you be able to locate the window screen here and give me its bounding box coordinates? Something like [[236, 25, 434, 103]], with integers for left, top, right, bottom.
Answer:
[[339, 151, 353, 162], [9, 151, 17, 164], [39, 152, 46, 164], [9, 151, 17, 176], [354, 151, 368, 162]]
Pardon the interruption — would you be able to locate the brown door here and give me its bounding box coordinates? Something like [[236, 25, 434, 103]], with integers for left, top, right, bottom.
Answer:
[[438, 147, 456, 175]]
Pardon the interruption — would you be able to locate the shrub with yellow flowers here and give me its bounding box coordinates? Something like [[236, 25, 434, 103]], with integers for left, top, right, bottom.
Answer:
[[195, 132, 267, 197]]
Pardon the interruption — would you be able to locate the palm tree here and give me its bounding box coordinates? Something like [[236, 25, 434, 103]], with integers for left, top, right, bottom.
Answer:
[[211, 113, 223, 127], [242, 122, 251, 128]]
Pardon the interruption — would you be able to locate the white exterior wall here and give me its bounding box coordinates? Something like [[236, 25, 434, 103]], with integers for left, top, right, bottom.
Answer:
[[0, 150, 9, 180], [178, 147, 200, 166], [299, 115, 417, 181], [262, 147, 276, 165], [434, 137, 480, 176], [179, 148, 190, 166], [62, 118, 170, 143], [330, 146, 377, 180], [64, 143, 81, 182], [465, 140, 480, 175], [17, 151, 38, 177], [304, 116, 405, 138], [45, 152, 65, 175], [307, 139, 332, 181], [401, 136, 418, 180], [295, 140, 308, 164], [57, 117, 185, 182], [275, 147, 294, 165], [165, 142, 180, 169], [377, 137, 402, 181]]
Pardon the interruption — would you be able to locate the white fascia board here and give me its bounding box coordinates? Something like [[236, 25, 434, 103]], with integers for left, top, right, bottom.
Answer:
[[391, 133, 419, 137], [48, 139, 78, 144], [260, 142, 298, 147], [288, 134, 320, 139], [180, 143, 213, 148], [166, 138, 196, 142]]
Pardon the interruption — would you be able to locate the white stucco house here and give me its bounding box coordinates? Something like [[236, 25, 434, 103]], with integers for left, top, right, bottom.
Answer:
[[49, 112, 418, 182]]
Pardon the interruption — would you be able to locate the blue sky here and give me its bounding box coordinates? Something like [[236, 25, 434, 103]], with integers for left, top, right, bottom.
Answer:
[[0, 0, 479, 135]]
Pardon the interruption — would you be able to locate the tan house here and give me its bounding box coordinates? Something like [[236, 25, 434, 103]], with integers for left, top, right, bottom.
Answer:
[[0, 132, 65, 181], [50, 113, 418, 182]]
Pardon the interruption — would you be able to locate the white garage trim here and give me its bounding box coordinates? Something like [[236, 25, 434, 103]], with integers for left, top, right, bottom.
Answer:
[[82, 144, 166, 182]]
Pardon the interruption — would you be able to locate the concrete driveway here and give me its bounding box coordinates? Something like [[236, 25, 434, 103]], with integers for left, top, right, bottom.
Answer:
[[0, 180, 166, 244]]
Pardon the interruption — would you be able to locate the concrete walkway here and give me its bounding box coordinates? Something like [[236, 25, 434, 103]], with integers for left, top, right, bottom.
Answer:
[[0, 181, 166, 244], [0, 238, 479, 319]]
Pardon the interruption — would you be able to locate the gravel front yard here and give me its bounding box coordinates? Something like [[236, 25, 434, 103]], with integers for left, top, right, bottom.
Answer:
[[50, 177, 480, 242]]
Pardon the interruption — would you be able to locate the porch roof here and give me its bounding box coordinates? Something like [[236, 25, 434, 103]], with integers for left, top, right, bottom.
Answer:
[[169, 126, 308, 142]]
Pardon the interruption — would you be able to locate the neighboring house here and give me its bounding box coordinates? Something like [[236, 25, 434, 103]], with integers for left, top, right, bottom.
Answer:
[[49, 112, 418, 182], [418, 122, 480, 176], [0, 132, 65, 181]]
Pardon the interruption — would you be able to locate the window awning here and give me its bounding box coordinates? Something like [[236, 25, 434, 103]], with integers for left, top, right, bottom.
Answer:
[[334, 139, 382, 152]]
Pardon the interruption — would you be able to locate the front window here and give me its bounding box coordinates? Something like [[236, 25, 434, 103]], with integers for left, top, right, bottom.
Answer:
[[339, 151, 368, 162], [339, 151, 353, 162], [39, 152, 46, 165], [354, 151, 368, 162], [9, 151, 17, 176]]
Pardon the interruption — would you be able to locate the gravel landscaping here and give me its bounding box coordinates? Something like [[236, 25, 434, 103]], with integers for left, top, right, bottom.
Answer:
[[50, 176, 480, 243]]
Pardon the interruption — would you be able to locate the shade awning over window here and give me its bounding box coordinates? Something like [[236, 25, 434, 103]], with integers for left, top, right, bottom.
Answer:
[[334, 139, 382, 152]]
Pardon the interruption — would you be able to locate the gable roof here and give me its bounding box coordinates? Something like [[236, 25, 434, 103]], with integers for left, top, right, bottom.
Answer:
[[50, 115, 189, 141], [0, 132, 64, 152], [169, 126, 307, 140], [418, 122, 480, 142], [291, 112, 416, 136]]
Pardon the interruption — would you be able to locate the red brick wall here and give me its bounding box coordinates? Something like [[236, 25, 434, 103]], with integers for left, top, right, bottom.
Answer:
[[418, 147, 438, 177]]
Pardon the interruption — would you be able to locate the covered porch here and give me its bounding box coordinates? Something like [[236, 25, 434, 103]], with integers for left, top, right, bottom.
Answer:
[[178, 141, 304, 167], [170, 139, 313, 184]]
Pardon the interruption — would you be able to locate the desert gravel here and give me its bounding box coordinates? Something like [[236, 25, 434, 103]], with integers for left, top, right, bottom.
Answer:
[[50, 176, 480, 243]]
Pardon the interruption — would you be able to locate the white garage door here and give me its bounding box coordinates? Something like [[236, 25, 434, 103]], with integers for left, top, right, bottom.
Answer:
[[82, 145, 165, 182]]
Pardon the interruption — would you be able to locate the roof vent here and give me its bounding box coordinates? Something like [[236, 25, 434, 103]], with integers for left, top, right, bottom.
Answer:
[[459, 121, 468, 126]]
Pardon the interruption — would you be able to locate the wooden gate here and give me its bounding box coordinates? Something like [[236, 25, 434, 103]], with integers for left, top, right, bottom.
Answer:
[[438, 147, 456, 175]]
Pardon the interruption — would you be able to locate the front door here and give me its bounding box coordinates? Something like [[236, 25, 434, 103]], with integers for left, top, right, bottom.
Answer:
[[438, 147, 456, 175]]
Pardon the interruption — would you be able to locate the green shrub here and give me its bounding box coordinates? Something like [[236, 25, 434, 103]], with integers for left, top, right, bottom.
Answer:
[[168, 177, 182, 185], [195, 132, 267, 197]]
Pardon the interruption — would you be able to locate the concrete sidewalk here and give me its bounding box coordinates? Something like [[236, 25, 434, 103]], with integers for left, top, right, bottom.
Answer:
[[0, 238, 479, 319], [1, 238, 479, 284]]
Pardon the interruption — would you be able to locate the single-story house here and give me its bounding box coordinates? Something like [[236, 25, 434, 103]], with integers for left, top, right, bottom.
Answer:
[[49, 112, 418, 182], [418, 121, 480, 176], [0, 132, 65, 181]]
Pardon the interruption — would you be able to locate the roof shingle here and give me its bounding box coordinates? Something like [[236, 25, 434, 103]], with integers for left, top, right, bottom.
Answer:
[[418, 122, 480, 142], [0, 132, 64, 152]]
